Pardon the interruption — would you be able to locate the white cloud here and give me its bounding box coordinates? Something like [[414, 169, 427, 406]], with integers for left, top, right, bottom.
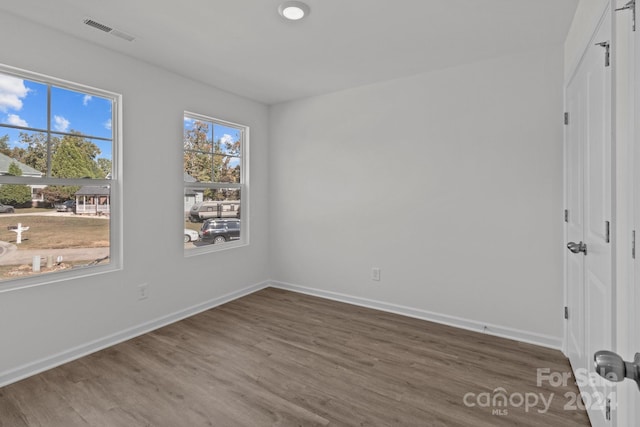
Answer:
[[6, 114, 28, 127], [0, 75, 29, 113], [104, 118, 112, 130], [220, 134, 235, 145], [53, 115, 70, 132], [83, 94, 93, 106]]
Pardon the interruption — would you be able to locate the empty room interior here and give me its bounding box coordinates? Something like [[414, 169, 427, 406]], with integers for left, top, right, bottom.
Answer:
[[1, 0, 640, 426]]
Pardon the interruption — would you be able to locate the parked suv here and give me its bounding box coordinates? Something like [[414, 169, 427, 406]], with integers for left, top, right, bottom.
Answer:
[[199, 218, 241, 244]]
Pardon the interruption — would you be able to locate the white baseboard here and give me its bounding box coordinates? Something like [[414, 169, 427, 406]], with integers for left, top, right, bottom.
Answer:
[[0, 281, 270, 388], [268, 280, 563, 351]]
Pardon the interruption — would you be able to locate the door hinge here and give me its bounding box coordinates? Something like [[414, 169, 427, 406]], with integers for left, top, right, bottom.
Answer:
[[605, 221, 610, 243], [564, 209, 569, 223], [595, 41, 611, 67], [564, 112, 569, 125], [606, 398, 611, 420], [616, 0, 636, 31], [564, 306, 569, 320], [633, 230, 637, 259]]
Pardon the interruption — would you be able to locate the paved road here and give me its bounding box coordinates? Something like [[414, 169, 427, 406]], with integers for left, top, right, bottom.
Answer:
[[0, 241, 109, 266]]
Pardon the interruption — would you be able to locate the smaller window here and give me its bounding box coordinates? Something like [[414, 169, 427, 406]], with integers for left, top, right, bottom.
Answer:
[[184, 112, 247, 253]]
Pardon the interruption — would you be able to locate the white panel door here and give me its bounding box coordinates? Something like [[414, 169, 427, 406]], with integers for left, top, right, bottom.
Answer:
[[565, 8, 613, 427]]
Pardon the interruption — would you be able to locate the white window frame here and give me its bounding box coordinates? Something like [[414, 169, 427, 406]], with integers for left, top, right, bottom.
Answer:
[[184, 111, 249, 255], [0, 64, 122, 292]]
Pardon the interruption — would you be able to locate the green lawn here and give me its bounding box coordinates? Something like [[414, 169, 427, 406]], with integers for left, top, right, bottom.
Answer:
[[0, 214, 109, 249], [185, 220, 201, 232]]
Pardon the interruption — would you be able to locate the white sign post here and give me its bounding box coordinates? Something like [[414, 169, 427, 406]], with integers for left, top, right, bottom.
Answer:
[[8, 223, 29, 244]]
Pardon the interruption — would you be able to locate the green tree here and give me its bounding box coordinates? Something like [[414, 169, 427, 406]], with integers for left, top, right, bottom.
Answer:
[[0, 162, 32, 206], [17, 132, 48, 174], [41, 185, 78, 206], [7, 162, 21, 176], [0, 134, 11, 156], [97, 158, 112, 178], [51, 134, 102, 178]]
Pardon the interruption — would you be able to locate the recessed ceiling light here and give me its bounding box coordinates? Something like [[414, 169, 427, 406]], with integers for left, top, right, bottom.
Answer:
[[278, 1, 310, 21]]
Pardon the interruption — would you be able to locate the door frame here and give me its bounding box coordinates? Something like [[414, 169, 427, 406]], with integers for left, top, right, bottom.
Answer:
[[618, 0, 640, 424], [564, 0, 640, 425], [613, 0, 639, 425]]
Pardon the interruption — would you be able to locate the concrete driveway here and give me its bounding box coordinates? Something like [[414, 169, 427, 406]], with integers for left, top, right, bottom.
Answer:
[[0, 241, 109, 266]]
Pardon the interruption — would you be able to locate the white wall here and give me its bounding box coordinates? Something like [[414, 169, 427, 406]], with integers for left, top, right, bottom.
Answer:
[[269, 46, 566, 346], [0, 13, 270, 384]]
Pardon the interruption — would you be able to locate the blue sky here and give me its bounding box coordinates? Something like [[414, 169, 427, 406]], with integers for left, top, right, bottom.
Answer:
[[0, 72, 113, 160]]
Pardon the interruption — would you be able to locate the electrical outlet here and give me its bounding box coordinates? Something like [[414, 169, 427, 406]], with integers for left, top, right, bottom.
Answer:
[[138, 283, 149, 300], [371, 267, 381, 281]]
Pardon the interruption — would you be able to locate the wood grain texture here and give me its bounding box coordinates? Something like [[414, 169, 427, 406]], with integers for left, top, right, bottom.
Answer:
[[0, 288, 590, 426]]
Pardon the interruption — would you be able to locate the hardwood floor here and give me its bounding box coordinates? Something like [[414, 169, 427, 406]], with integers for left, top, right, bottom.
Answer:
[[0, 288, 590, 426]]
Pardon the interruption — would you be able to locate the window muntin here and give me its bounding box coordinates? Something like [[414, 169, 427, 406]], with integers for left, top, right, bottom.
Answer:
[[0, 65, 119, 287], [184, 112, 246, 253]]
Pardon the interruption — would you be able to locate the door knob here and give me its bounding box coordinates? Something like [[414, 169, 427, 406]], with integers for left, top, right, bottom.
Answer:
[[567, 241, 587, 255], [594, 350, 640, 390]]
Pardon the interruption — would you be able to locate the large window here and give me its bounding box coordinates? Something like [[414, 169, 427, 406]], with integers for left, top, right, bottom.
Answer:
[[183, 112, 246, 253], [0, 64, 120, 288]]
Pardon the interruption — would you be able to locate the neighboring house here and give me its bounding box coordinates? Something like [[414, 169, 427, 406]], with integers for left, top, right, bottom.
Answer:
[[0, 152, 45, 204], [184, 172, 203, 215], [75, 185, 110, 215]]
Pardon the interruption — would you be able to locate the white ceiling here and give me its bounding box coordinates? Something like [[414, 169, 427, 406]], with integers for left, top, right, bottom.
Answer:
[[1, 0, 579, 105]]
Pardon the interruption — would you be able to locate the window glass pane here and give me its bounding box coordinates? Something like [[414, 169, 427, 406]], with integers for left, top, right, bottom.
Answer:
[[185, 187, 241, 248], [50, 134, 111, 179], [215, 154, 240, 183], [0, 184, 110, 282], [51, 86, 113, 139], [184, 151, 213, 183], [90, 138, 113, 178], [213, 124, 241, 184], [0, 73, 47, 130], [184, 117, 212, 152], [184, 117, 213, 183], [0, 130, 47, 176], [213, 124, 241, 156]]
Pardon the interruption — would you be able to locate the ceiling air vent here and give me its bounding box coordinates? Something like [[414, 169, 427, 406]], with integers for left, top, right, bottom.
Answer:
[[83, 18, 112, 33], [83, 18, 135, 42]]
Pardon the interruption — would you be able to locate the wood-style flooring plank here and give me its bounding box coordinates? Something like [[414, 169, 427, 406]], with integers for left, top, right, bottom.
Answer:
[[0, 287, 591, 426]]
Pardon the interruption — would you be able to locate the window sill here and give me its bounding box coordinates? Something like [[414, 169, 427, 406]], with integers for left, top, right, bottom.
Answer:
[[183, 239, 248, 257], [0, 262, 121, 294]]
